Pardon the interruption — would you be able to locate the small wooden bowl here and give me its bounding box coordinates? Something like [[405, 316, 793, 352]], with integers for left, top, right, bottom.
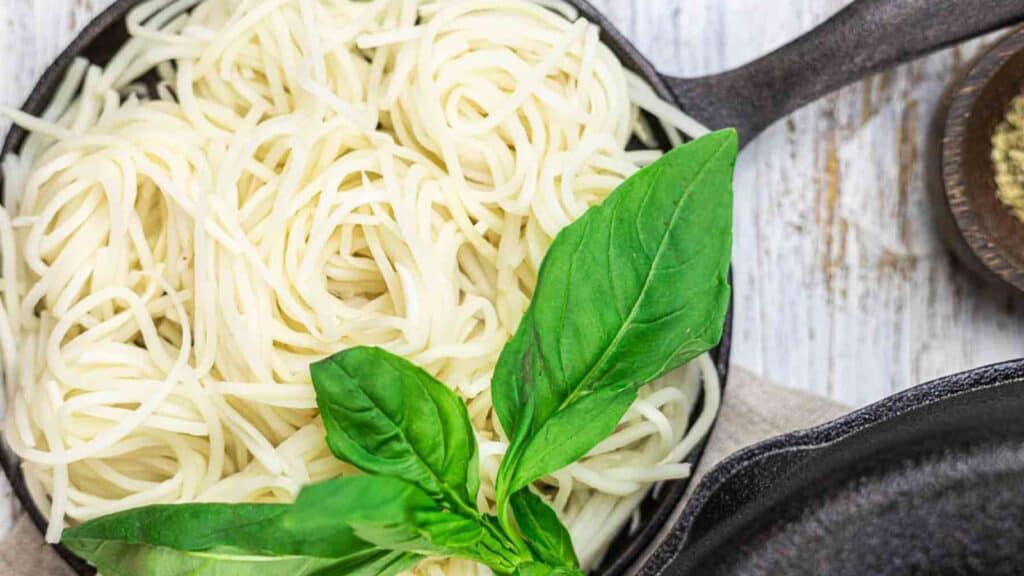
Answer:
[[934, 27, 1024, 292]]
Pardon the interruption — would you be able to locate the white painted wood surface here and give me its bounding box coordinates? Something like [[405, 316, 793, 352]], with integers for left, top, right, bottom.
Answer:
[[1, 0, 1023, 539]]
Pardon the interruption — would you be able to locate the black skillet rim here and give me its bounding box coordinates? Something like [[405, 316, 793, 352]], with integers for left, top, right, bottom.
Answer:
[[0, 1, 733, 575]]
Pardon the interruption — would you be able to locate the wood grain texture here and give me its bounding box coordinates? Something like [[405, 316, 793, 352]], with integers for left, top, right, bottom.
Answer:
[[0, 0, 1023, 536]]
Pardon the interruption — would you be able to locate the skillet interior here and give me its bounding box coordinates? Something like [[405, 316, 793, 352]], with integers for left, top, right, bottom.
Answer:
[[0, 1, 732, 574]]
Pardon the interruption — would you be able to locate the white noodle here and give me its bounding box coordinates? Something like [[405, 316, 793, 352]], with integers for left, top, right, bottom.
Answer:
[[0, 0, 721, 573]]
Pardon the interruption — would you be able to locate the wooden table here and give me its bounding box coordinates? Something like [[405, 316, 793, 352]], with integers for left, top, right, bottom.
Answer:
[[0, 2, 1022, 531]]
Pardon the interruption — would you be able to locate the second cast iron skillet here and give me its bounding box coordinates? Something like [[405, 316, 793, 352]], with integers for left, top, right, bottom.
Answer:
[[671, 359, 1024, 576], [1, 1, 1024, 575]]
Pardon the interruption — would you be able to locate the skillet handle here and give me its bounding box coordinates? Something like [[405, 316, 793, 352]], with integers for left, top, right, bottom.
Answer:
[[666, 0, 1024, 144]]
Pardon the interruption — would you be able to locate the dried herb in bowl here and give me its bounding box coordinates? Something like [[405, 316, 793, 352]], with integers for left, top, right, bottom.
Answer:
[[993, 92, 1024, 221]]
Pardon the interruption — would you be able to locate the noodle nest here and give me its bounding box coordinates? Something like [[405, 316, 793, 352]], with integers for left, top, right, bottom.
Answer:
[[0, 0, 720, 573]]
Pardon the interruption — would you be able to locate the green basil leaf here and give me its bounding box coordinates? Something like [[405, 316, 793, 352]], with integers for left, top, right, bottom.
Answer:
[[62, 505, 290, 554], [311, 346, 480, 510], [321, 551, 422, 576], [492, 130, 737, 503], [512, 562, 584, 576], [61, 503, 418, 576], [319, 551, 422, 576], [287, 475, 444, 556], [510, 490, 578, 569], [501, 387, 637, 506], [62, 544, 417, 576], [293, 476, 522, 573]]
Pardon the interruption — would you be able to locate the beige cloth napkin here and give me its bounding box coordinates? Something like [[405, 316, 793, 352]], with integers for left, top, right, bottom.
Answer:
[[0, 367, 850, 575], [688, 367, 851, 486]]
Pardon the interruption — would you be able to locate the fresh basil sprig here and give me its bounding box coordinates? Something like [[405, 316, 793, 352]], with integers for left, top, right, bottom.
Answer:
[[311, 349, 530, 572], [491, 129, 736, 519], [61, 129, 737, 576], [291, 475, 516, 571], [510, 489, 579, 568]]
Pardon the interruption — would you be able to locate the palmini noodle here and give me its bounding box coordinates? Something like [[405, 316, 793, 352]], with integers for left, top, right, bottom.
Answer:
[[0, 0, 721, 573]]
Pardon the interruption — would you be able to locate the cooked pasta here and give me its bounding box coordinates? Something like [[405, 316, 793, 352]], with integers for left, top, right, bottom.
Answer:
[[0, 0, 719, 572]]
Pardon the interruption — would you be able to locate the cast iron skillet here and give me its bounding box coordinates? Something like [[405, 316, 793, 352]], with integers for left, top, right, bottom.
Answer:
[[668, 359, 1024, 576], [1, 1, 1023, 575]]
